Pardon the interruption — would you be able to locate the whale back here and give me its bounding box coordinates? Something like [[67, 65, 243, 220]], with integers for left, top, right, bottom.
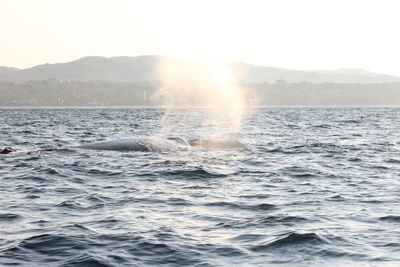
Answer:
[[76, 137, 190, 152]]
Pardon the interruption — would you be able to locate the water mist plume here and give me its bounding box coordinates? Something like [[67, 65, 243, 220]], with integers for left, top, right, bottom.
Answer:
[[156, 56, 245, 137]]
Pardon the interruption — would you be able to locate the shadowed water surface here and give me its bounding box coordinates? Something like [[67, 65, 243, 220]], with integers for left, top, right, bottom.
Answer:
[[1, 108, 400, 266]]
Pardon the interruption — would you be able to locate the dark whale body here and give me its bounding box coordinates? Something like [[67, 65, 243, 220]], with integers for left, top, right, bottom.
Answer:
[[1, 136, 244, 155], [75, 137, 191, 152]]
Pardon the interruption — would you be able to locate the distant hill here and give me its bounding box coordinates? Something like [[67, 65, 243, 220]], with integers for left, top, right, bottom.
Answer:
[[0, 66, 19, 75], [1, 56, 400, 83], [0, 56, 161, 82], [232, 64, 400, 83]]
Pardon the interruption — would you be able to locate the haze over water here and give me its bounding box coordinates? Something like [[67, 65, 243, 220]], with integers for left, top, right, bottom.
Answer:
[[1, 108, 400, 266]]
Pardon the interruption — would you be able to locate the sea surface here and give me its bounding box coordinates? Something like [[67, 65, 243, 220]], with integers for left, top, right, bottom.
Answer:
[[0, 108, 400, 266]]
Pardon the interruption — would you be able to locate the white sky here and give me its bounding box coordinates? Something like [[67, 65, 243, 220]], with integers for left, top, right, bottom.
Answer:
[[1, 0, 400, 76]]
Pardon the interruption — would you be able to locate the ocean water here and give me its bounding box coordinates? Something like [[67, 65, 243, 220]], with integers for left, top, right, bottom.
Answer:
[[0, 108, 400, 266]]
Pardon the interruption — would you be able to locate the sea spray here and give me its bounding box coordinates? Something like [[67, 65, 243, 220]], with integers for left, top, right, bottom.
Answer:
[[155, 56, 245, 138]]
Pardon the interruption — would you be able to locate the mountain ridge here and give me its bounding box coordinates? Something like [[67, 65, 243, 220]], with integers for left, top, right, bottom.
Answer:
[[0, 66, 20, 75], [1, 56, 399, 83]]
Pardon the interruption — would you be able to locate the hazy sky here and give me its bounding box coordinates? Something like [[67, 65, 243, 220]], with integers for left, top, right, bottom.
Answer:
[[1, 0, 400, 75]]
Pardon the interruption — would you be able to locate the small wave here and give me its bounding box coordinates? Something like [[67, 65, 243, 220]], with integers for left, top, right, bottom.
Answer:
[[257, 215, 310, 224], [230, 234, 266, 242], [213, 215, 309, 230], [129, 241, 178, 256], [211, 246, 245, 257], [307, 124, 331, 129], [262, 142, 350, 155], [0, 213, 22, 221], [280, 166, 320, 178], [123, 240, 205, 265], [384, 158, 400, 164], [205, 201, 276, 211], [250, 232, 325, 251], [381, 242, 400, 247], [316, 249, 369, 260], [39, 167, 61, 175], [167, 197, 193, 206], [61, 253, 111, 267], [13, 162, 30, 167], [328, 194, 346, 201], [205, 201, 242, 209], [290, 142, 359, 154], [239, 193, 271, 199], [348, 157, 362, 162], [159, 168, 228, 179], [254, 203, 276, 211], [18, 234, 87, 255], [16, 175, 51, 183], [60, 223, 97, 235], [292, 173, 316, 178], [56, 201, 82, 210], [55, 200, 104, 211], [360, 199, 384, 204], [19, 130, 36, 134], [367, 164, 390, 170], [335, 119, 361, 124], [264, 147, 284, 153], [379, 215, 400, 222], [88, 168, 122, 176]]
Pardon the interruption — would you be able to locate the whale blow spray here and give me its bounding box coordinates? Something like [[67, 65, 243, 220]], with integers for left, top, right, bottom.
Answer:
[[156, 56, 245, 138]]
